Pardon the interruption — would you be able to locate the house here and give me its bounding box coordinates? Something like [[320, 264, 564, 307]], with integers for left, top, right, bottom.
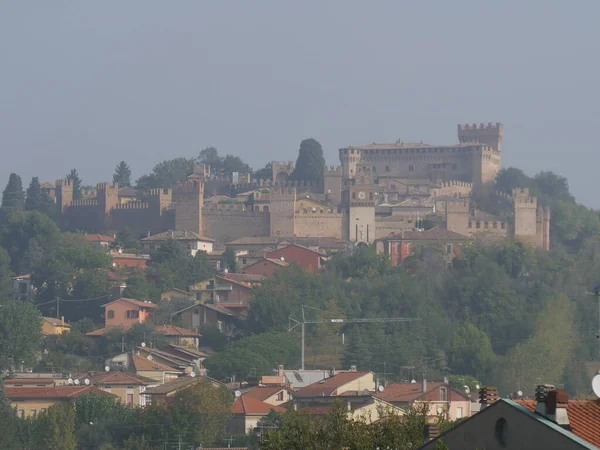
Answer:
[[375, 380, 471, 421], [144, 376, 224, 405], [87, 298, 156, 336], [85, 233, 116, 249], [3, 378, 59, 388], [265, 244, 327, 274], [282, 368, 333, 389], [11, 274, 34, 301], [104, 352, 182, 383], [136, 346, 205, 375], [41, 317, 71, 336], [241, 386, 292, 407], [5, 386, 116, 417], [110, 251, 151, 269], [242, 257, 288, 278], [160, 288, 193, 303], [374, 227, 472, 266], [420, 386, 600, 450], [141, 230, 215, 256], [292, 370, 399, 423], [118, 186, 138, 204], [190, 275, 253, 310], [155, 324, 201, 349], [172, 301, 244, 337], [230, 396, 287, 434], [74, 371, 153, 407]]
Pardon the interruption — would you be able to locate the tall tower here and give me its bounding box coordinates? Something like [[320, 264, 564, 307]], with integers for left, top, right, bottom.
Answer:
[[339, 148, 362, 180], [458, 122, 504, 153], [55, 179, 73, 215], [344, 165, 375, 244], [270, 187, 296, 238], [324, 165, 343, 207], [174, 176, 204, 234], [445, 199, 470, 236], [96, 182, 119, 231], [513, 188, 538, 246]]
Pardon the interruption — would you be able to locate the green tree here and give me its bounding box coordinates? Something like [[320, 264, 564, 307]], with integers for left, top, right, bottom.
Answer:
[[221, 154, 252, 175], [223, 247, 238, 273], [136, 157, 195, 190], [113, 161, 132, 187], [2, 172, 25, 211], [122, 269, 160, 301], [114, 226, 142, 252], [495, 167, 531, 194], [198, 146, 222, 173], [290, 138, 326, 186], [0, 300, 43, 370], [448, 323, 496, 378], [33, 404, 77, 450], [66, 168, 83, 200], [0, 379, 19, 448], [254, 162, 273, 181]]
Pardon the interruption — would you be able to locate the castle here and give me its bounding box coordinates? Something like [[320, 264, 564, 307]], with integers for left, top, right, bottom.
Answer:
[[54, 123, 549, 249]]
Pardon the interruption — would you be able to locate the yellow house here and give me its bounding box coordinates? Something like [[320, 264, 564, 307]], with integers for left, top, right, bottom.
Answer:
[[42, 317, 71, 335], [5, 386, 116, 418], [77, 372, 153, 407]]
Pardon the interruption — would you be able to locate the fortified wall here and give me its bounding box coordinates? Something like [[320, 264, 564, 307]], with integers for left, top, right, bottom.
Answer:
[[202, 203, 270, 243]]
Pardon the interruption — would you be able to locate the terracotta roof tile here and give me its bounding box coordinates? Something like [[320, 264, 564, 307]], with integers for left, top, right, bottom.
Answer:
[[375, 382, 469, 403], [5, 386, 116, 399], [155, 324, 201, 337], [384, 226, 471, 241], [3, 379, 57, 385], [132, 355, 178, 372], [295, 372, 371, 397], [42, 317, 71, 328], [145, 377, 200, 395], [83, 372, 153, 385], [232, 396, 287, 415], [515, 398, 600, 448], [101, 298, 157, 309], [85, 234, 116, 243], [242, 386, 288, 402]]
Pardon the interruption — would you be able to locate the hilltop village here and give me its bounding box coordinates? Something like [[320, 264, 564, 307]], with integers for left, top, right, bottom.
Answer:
[[3, 123, 600, 450]]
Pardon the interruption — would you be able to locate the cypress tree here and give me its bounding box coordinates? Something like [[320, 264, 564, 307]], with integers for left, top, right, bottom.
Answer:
[[290, 138, 326, 187], [25, 176, 43, 211], [113, 160, 132, 187], [1, 173, 25, 210]]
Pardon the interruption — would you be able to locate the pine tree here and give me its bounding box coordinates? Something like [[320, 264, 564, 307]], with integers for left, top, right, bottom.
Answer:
[[290, 138, 326, 187], [1, 173, 25, 209], [65, 169, 82, 200], [25, 177, 43, 211], [113, 160, 132, 187]]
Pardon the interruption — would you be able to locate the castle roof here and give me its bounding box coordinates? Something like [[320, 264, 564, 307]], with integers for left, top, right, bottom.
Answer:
[[142, 230, 215, 242]]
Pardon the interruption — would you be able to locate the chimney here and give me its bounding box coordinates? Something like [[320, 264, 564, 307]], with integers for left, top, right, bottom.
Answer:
[[535, 384, 555, 416], [171, 230, 174, 239], [278, 365, 284, 377], [422, 378, 427, 393], [350, 365, 357, 372], [479, 387, 499, 410], [424, 423, 439, 442], [543, 389, 570, 428]]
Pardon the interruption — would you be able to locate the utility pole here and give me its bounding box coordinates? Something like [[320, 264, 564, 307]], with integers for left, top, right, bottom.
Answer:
[[55, 296, 59, 319], [289, 305, 419, 371]]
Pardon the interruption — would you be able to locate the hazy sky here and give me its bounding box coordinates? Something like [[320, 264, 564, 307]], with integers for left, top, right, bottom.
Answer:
[[2, 2, 599, 206]]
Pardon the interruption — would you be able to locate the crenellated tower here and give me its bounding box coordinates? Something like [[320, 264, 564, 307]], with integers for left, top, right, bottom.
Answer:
[[324, 165, 343, 207], [174, 175, 204, 234], [339, 148, 362, 180], [513, 188, 538, 246], [458, 122, 504, 153], [344, 164, 375, 244], [270, 187, 296, 238], [445, 199, 470, 236]]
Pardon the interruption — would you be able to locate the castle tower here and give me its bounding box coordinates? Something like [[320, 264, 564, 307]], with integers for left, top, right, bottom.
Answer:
[[97, 182, 119, 232], [272, 161, 295, 183], [344, 165, 375, 244], [513, 188, 538, 246], [536, 205, 551, 251], [55, 179, 73, 214], [324, 165, 343, 207], [174, 177, 204, 235], [270, 187, 296, 238], [339, 148, 362, 180], [445, 199, 470, 236], [148, 188, 172, 215], [458, 122, 504, 153]]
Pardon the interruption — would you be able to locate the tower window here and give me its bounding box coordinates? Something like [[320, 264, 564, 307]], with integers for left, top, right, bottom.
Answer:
[[385, 166, 390, 172], [409, 165, 414, 171]]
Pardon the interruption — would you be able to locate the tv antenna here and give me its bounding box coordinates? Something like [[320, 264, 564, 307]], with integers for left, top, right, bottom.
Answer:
[[288, 305, 419, 370]]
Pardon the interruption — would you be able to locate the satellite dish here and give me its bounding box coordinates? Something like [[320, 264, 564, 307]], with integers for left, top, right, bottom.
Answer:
[[464, 385, 470, 394], [147, 355, 154, 361], [363, 389, 370, 395], [67, 378, 73, 385], [475, 384, 481, 390], [141, 342, 146, 348], [234, 390, 242, 398], [592, 373, 600, 398], [410, 379, 417, 384], [190, 372, 196, 378], [105, 366, 110, 372], [84, 379, 90, 386], [378, 385, 384, 392], [517, 390, 523, 397], [74, 379, 80, 385], [280, 256, 285, 261], [224, 268, 229, 274]]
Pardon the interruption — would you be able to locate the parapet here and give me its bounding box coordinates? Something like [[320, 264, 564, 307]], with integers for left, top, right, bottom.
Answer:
[[96, 182, 119, 191], [512, 188, 536, 204], [56, 179, 72, 187], [174, 180, 203, 193], [458, 122, 503, 131], [70, 199, 98, 207], [148, 188, 171, 197], [114, 202, 150, 210], [271, 187, 297, 196], [324, 165, 342, 176]]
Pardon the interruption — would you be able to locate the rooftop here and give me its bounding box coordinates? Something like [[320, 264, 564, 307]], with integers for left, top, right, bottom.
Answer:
[[42, 317, 71, 328], [242, 386, 289, 402], [5, 386, 116, 399], [84, 234, 116, 243], [81, 371, 154, 386], [132, 354, 178, 372], [142, 230, 215, 242], [294, 371, 371, 397], [384, 226, 471, 241], [155, 324, 201, 337], [343, 142, 486, 151], [375, 382, 469, 403], [145, 376, 201, 395], [232, 396, 287, 415], [101, 298, 157, 309]]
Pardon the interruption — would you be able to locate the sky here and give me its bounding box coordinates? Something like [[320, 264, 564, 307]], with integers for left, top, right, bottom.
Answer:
[[1, 1, 600, 206]]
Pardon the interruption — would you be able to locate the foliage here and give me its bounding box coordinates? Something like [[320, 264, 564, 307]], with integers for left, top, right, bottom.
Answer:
[[448, 323, 496, 378], [66, 168, 83, 200], [495, 167, 531, 194], [113, 160, 132, 187], [122, 268, 161, 302], [0, 300, 43, 370], [254, 162, 273, 181], [2, 172, 25, 211], [290, 138, 325, 185], [114, 226, 142, 252], [135, 157, 196, 190], [198, 147, 252, 177], [25, 176, 55, 219], [200, 325, 229, 352], [32, 404, 77, 450], [223, 247, 238, 273]]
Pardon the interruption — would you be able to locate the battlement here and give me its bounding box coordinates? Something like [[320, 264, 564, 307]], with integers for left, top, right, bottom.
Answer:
[[446, 199, 470, 210], [271, 187, 296, 196], [203, 203, 269, 214], [97, 182, 118, 191], [325, 165, 342, 175], [148, 188, 171, 197], [468, 220, 508, 231], [56, 179, 72, 187], [458, 122, 503, 131], [70, 199, 98, 207], [174, 180, 204, 193], [233, 180, 320, 192], [439, 180, 473, 189], [272, 160, 295, 169], [512, 188, 536, 204], [114, 201, 150, 210]]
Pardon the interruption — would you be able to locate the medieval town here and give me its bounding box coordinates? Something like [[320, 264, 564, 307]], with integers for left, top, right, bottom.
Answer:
[[2, 3, 600, 450]]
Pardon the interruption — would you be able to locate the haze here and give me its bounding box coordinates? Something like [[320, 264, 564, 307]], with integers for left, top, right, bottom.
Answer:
[[1, 1, 599, 206]]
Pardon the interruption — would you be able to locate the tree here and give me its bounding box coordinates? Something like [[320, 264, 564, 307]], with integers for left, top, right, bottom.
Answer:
[[24, 176, 55, 218], [114, 226, 142, 252], [448, 323, 496, 378], [135, 158, 195, 190], [33, 404, 77, 450], [198, 147, 222, 173], [113, 161, 132, 187], [495, 167, 531, 194], [2, 173, 25, 210], [254, 162, 273, 181], [0, 379, 18, 448], [0, 300, 43, 370], [290, 138, 325, 186], [221, 154, 252, 176], [223, 247, 238, 273], [66, 169, 83, 200], [0, 247, 12, 299]]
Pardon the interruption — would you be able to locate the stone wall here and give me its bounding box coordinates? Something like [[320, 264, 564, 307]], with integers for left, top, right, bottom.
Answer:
[[202, 209, 270, 243], [294, 214, 345, 239], [174, 181, 204, 234], [270, 188, 296, 238]]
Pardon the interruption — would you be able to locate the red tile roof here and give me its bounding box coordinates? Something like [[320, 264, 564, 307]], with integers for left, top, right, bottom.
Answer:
[[217, 275, 253, 289], [297, 405, 333, 415], [294, 372, 372, 397], [155, 324, 201, 337], [242, 386, 288, 402], [79, 372, 153, 385], [86, 326, 124, 336], [5, 386, 116, 399], [101, 298, 156, 309], [385, 227, 471, 241], [42, 317, 71, 328], [231, 396, 287, 415], [515, 398, 600, 448], [375, 382, 469, 403], [85, 234, 116, 243], [3, 379, 57, 385], [132, 355, 178, 372]]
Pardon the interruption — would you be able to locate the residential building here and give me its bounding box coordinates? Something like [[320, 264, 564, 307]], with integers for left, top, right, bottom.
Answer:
[[375, 380, 471, 421], [420, 387, 600, 450], [160, 288, 193, 303], [3, 378, 59, 388], [242, 257, 288, 278], [230, 396, 287, 435], [155, 324, 201, 349], [241, 386, 292, 407], [144, 376, 224, 405], [265, 244, 327, 274], [104, 352, 182, 383], [11, 274, 33, 301], [75, 372, 153, 407], [110, 252, 151, 269], [5, 386, 116, 417], [41, 317, 71, 336], [374, 227, 472, 266], [141, 230, 215, 256], [136, 345, 206, 375], [92, 298, 156, 334], [172, 302, 244, 337], [190, 275, 252, 310], [85, 233, 116, 249]]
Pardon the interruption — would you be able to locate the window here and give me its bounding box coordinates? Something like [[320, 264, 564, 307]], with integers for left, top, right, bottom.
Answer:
[[385, 166, 390, 172], [40, 408, 47, 414], [409, 164, 414, 171], [217, 320, 223, 331], [107, 310, 115, 319], [446, 244, 452, 255], [352, 192, 356, 199], [277, 391, 284, 401], [440, 387, 448, 402], [18, 410, 24, 418], [30, 409, 37, 417], [127, 394, 134, 405], [457, 407, 463, 419], [242, 258, 247, 265], [476, 222, 481, 229], [126, 310, 139, 319], [452, 164, 457, 170]]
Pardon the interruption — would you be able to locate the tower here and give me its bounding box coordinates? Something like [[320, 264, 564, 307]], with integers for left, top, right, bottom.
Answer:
[[458, 122, 504, 153], [513, 188, 538, 246], [445, 199, 470, 236], [272, 161, 295, 183], [55, 179, 73, 215], [339, 148, 362, 180], [344, 164, 375, 244], [270, 187, 296, 238], [174, 177, 204, 234], [536, 205, 551, 251], [324, 165, 343, 207], [97, 182, 119, 232]]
